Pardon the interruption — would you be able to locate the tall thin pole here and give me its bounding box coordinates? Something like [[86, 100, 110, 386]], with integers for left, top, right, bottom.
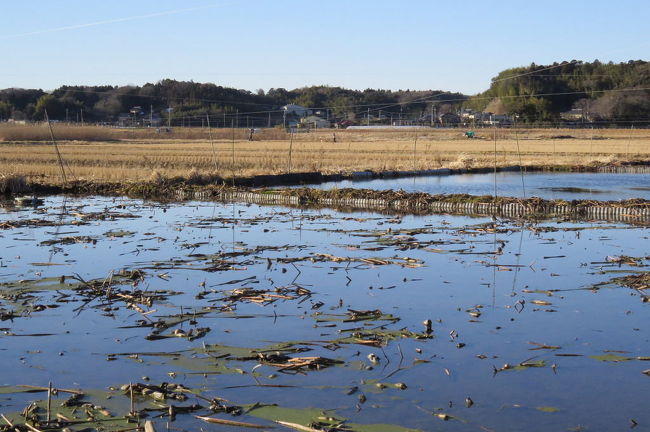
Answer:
[[493, 125, 498, 201], [514, 116, 526, 198], [288, 131, 294, 173], [207, 114, 217, 171], [45, 109, 68, 184], [413, 133, 417, 171], [628, 124, 632, 156], [231, 119, 236, 186], [47, 381, 52, 424], [231, 119, 235, 168]]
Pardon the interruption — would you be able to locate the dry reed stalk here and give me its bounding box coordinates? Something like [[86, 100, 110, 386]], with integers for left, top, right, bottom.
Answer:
[[0, 174, 28, 195]]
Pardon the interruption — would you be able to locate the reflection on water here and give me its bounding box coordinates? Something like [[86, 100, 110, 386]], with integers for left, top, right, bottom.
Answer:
[[0, 196, 648, 431], [310, 172, 650, 200]]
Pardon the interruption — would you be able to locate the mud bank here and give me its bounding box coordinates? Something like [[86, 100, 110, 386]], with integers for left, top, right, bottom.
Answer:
[[4, 162, 649, 222], [232, 162, 650, 186], [7, 161, 650, 196]]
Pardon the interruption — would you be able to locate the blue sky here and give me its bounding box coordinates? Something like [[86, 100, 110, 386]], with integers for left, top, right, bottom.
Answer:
[[1, 0, 649, 94]]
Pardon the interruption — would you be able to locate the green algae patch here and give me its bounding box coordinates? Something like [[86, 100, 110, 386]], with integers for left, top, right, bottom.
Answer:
[[246, 405, 422, 432], [589, 354, 633, 362], [537, 406, 560, 413]]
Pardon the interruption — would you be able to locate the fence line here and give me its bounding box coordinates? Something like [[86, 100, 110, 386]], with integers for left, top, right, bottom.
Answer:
[[175, 189, 650, 223]]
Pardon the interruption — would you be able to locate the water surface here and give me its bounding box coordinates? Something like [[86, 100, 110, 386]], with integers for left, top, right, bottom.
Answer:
[[0, 196, 648, 431], [309, 172, 650, 200]]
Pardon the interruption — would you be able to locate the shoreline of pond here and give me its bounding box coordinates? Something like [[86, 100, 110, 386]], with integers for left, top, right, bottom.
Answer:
[[2, 161, 649, 223]]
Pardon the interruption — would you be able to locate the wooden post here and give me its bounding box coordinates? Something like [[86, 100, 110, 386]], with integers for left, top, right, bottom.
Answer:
[[47, 381, 52, 424], [207, 114, 217, 171], [288, 132, 294, 173]]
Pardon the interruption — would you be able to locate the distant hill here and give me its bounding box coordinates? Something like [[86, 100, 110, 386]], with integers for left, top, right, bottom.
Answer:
[[0, 80, 466, 126], [464, 60, 650, 123], [1, 60, 648, 125]]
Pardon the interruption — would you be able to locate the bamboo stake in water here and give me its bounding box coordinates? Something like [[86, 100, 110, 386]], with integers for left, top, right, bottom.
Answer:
[[46, 381, 52, 424], [514, 123, 526, 198], [493, 126, 498, 201], [129, 382, 135, 417]]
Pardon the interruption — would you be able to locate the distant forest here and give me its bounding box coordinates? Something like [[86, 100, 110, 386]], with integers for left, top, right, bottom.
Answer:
[[0, 81, 465, 127], [465, 60, 650, 124], [0, 60, 649, 125]]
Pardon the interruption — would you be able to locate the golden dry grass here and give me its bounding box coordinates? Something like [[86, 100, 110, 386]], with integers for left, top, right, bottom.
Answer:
[[0, 123, 288, 142], [1, 124, 648, 183]]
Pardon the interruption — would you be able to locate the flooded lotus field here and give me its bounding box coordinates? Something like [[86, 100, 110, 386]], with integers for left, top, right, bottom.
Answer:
[[0, 195, 648, 431]]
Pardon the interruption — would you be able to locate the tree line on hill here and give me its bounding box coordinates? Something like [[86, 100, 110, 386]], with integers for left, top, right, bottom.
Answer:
[[0, 80, 465, 127], [0, 60, 649, 126], [464, 60, 650, 124]]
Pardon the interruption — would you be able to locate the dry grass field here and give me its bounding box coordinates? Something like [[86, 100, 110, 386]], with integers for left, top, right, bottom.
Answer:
[[0, 123, 648, 183]]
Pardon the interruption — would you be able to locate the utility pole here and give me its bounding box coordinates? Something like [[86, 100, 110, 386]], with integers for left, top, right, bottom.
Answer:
[[367, 108, 370, 126], [283, 108, 286, 129], [65, 108, 69, 123], [167, 107, 171, 128], [80, 109, 84, 126], [430, 104, 434, 127], [268, 112, 271, 128], [150, 104, 153, 127]]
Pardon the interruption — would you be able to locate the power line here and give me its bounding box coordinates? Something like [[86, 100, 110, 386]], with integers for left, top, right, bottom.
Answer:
[[491, 61, 581, 83]]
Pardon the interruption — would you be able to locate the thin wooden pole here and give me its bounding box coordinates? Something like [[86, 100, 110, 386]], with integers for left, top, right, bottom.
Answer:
[[231, 119, 236, 185], [413, 133, 417, 171], [45, 109, 68, 184], [46, 381, 52, 424], [129, 382, 134, 416], [206, 114, 217, 171], [514, 120, 526, 198], [288, 131, 294, 173], [493, 126, 498, 201]]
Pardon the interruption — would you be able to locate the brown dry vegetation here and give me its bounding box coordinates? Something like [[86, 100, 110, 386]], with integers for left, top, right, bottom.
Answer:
[[0, 124, 649, 183]]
